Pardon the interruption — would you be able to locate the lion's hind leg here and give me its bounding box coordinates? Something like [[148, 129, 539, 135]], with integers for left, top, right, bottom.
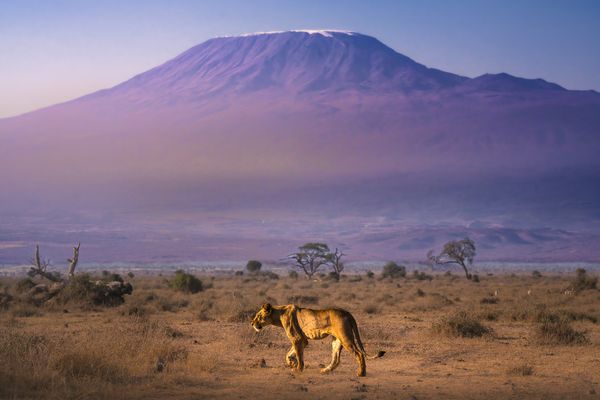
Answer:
[[320, 337, 342, 373], [339, 335, 366, 377]]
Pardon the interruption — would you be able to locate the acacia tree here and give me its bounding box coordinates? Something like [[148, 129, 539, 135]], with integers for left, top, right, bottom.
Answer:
[[326, 247, 345, 279], [289, 243, 330, 279], [427, 238, 476, 280]]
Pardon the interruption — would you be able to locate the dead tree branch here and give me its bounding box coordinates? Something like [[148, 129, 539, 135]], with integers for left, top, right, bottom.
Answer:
[[67, 242, 80, 279], [28, 245, 61, 282]]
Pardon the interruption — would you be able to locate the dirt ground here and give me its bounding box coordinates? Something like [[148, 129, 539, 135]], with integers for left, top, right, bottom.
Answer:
[[1, 270, 599, 399]]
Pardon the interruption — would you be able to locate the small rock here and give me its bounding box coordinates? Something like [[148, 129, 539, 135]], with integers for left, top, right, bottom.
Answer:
[[259, 358, 267, 368], [155, 358, 166, 373], [355, 384, 368, 392]]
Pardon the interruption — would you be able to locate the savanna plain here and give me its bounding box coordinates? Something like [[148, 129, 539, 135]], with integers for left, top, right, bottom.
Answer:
[[1, 267, 599, 400]]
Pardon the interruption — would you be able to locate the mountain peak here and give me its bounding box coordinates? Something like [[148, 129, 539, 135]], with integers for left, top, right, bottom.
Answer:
[[96, 29, 465, 103], [236, 29, 362, 38]]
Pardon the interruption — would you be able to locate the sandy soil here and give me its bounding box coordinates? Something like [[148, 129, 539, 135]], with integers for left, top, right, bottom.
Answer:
[[1, 271, 599, 399]]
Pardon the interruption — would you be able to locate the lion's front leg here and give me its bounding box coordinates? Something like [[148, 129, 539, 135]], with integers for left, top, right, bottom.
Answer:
[[285, 346, 298, 369], [292, 340, 305, 371]]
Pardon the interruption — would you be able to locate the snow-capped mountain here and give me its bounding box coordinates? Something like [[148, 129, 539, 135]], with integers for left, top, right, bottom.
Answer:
[[1, 30, 599, 263]]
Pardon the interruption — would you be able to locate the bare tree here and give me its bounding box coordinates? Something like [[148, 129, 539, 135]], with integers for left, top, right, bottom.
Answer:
[[29, 243, 80, 282], [427, 238, 476, 280], [67, 242, 80, 278], [25, 243, 132, 305], [326, 247, 345, 279], [289, 242, 330, 279], [28, 245, 61, 282]]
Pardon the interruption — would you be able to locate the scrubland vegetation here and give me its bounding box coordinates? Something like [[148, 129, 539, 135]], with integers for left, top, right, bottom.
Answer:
[[0, 266, 599, 399]]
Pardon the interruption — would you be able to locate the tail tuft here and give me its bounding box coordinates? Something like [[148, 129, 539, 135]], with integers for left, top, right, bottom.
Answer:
[[377, 351, 386, 358]]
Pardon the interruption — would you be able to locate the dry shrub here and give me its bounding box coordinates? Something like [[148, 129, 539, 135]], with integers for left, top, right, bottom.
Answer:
[[480, 297, 498, 304], [337, 292, 356, 301], [220, 292, 271, 323], [193, 297, 215, 321], [534, 318, 589, 345], [407, 293, 453, 312], [56, 273, 131, 307], [412, 270, 433, 281], [53, 352, 127, 383], [185, 351, 220, 373], [514, 306, 599, 325], [0, 289, 12, 310], [156, 296, 190, 312], [571, 268, 598, 293], [0, 318, 189, 399], [508, 363, 534, 376], [10, 304, 43, 318], [239, 324, 286, 349], [14, 278, 36, 293], [287, 295, 319, 305], [559, 310, 598, 324], [433, 311, 492, 338], [478, 311, 501, 321], [363, 304, 379, 314]]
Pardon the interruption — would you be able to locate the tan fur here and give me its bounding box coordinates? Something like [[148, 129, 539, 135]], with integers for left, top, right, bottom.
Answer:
[[251, 303, 385, 376]]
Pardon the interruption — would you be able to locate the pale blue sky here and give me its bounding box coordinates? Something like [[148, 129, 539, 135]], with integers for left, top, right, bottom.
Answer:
[[1, 0, 599, 118]]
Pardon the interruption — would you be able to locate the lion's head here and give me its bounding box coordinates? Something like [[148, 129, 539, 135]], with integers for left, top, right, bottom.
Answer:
[[251, 303, 274, 332]]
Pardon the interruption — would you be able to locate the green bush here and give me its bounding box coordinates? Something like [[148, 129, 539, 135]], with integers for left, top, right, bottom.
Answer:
[[245, 260, 262, 273], [532, 270, 542, 278], [261, 271, 279, 280], [381, 262, 406, 279], [288, 270, 299, 279], [59, 274, 130, 307], [101, 271, 124, 283], [412, 270, 433, 281], [169, 270, 203, 294]]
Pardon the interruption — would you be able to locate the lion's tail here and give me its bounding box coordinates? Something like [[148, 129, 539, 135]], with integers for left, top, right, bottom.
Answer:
[[350, 316, 386, 360]]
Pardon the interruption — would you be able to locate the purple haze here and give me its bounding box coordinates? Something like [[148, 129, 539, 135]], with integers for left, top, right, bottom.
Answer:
[[1, 31, 599, 265]]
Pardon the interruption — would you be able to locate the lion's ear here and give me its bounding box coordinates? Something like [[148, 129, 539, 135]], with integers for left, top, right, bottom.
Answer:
[[262, 303, 272, 314]]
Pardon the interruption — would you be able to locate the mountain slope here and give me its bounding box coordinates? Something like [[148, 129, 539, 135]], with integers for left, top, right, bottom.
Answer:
[[0, 30, 599, 263]]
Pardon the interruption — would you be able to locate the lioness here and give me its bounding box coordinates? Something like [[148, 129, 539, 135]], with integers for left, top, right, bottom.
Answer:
[[251, 303, 385, 376]]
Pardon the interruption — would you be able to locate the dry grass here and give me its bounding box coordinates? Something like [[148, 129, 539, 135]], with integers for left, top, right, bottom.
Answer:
[[507, 363, 535, 376], [534, 318, 589, 345], [0, 270, 599, 399], [432, 310, 492, 338]]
